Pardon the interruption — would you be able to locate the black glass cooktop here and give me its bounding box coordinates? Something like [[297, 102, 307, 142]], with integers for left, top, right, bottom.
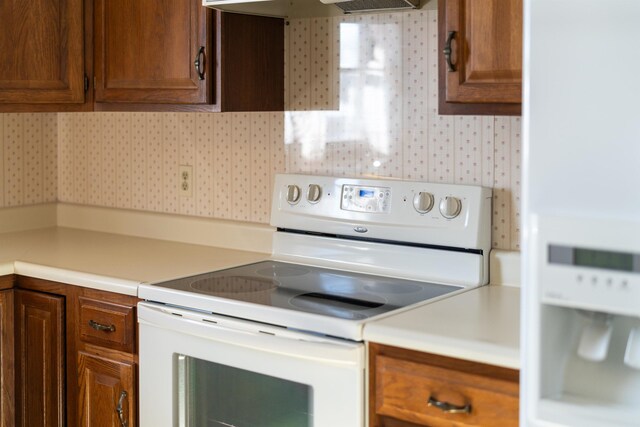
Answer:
[[154, 261, 461, 321]]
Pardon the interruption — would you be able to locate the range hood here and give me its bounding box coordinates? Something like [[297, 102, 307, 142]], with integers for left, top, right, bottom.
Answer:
[[321, 0, 418, 14], [202, 0, 421, 18]]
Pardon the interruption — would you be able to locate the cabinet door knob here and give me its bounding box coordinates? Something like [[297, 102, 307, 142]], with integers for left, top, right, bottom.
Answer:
[[427, 395, 471, 414], [88, 319, 116, 333], [443, 31, 457, 72], [116, 390, 128, 427], [194, 46, 206, 80]]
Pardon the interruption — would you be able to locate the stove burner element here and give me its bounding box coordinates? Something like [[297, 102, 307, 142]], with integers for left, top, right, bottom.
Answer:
[[190, 276, 279, 293], [296, 293, 385, 309], [363, 282, 423, 294], [257, 265, 310, 278], [289, 292, 389, 320]]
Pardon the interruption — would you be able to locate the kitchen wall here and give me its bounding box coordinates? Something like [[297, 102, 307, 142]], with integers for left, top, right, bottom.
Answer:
[[0, 113, 57, 208], [0, 9, 521, 251]]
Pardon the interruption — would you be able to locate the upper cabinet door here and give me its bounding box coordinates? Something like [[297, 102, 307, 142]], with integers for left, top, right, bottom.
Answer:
[[94, 0, 210, 105], [0, 0, 85, 104], [439, 0, 522, 115]]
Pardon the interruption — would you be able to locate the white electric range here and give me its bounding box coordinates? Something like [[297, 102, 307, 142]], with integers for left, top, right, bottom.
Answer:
[[137, 174, 491, 427]]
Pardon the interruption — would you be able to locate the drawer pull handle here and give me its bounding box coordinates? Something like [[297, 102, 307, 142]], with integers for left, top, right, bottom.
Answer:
[[89, 320, 116, 333], [427, 396, 471, 414], [116, 390, 128, 427]]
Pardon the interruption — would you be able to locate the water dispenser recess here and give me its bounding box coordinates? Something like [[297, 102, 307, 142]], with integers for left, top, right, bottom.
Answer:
[[524, 215, 640, 427], [576, 312, 612, 362]]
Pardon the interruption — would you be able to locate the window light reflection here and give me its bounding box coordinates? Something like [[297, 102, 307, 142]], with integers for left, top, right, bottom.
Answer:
[[285, 20, 400, 175]]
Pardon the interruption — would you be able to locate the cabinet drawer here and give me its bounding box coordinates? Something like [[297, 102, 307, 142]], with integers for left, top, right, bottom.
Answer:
[[371, 345, 519, 427], [79, 297, 135, 353]]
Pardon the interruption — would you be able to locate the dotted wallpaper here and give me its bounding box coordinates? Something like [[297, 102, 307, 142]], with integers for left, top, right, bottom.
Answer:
[[0, 113, 58, 208], [0, 9, 521, 250]]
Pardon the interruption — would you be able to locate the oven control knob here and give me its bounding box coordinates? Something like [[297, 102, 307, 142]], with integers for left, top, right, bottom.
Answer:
[[286, 185, 301, 205], [307, 184, 322, 203], [413, 192, 434, 214], [439, 196, 462, 219]]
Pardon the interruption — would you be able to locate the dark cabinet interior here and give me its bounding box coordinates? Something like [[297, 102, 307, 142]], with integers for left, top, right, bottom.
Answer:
[[214, 12, 285, 112]]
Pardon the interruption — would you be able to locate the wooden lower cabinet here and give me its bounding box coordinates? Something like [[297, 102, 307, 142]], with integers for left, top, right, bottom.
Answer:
[[78, 352, 136, 427], [369, 343, 519, 427], [0, 289, 14, 427], [15, 289, 66, 427], [10, 276, 139, 427]]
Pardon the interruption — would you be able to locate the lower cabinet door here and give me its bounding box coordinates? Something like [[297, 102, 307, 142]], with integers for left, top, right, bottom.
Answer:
[[0, 290, 14, 427], [15, 289, 65, 427], [78, 352, 136, 427]]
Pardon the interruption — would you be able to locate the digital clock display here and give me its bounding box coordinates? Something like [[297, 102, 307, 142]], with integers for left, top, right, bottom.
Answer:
[[574, 248, 633, 272], [548, 244, 639, 273], [359, 189, 375, 198]]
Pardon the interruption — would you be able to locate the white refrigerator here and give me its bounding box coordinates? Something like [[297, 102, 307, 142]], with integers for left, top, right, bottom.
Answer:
[[522, 0, 640, 426]]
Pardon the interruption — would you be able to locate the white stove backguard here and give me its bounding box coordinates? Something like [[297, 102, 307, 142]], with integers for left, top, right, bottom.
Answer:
[[270, 174, 492, 286]]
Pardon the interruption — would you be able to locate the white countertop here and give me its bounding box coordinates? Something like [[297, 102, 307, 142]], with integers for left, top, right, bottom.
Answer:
[[0, 222, 520, 368], [363, 285, 520, 369], [0, 227, 268, 295]]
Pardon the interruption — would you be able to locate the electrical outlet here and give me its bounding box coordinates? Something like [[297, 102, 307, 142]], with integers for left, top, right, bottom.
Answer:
[[179, 165, 193, 197]]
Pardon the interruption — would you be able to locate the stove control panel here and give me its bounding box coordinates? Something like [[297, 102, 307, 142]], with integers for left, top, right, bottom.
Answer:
[[271, 174, 491, 251], [341, 185, 391, 213]]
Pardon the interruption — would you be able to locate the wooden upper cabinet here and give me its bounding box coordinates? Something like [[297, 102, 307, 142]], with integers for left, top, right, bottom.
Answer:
[[0, 0, 85, 105], [439, 0, 523, 115], [94, 0, 284, 111], [94, 0, 210, 106], [0, 0, 284, 111]]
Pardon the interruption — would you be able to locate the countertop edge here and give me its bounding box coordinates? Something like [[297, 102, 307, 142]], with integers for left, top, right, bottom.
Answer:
[[364, 326, 520, 370], [14, 261, 140, 297]]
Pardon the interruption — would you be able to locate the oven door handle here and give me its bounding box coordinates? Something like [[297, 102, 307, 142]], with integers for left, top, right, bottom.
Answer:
[[138, 302, 363, 366]]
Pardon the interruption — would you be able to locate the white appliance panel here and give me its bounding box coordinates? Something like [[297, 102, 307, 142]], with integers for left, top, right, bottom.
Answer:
[[525, 0, 640, 220], [523, 1, 640, 426], [138, 303, 364, 427]]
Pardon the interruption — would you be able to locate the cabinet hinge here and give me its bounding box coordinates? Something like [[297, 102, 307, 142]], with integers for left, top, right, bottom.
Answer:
[[84, 74, 89, 93]]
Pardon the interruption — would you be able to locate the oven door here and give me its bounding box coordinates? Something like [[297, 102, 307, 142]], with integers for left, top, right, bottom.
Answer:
[[138, 302, 365, 427]]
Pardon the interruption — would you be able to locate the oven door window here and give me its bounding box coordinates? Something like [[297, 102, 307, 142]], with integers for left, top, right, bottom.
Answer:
[[178, 354, 313, 427]]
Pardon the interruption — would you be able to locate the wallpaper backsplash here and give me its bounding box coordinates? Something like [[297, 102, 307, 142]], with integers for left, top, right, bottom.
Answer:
[[0, 113, 57, 208], [0, 10, 521, 250]]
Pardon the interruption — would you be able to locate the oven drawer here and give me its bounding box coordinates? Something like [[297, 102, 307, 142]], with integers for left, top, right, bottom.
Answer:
[[79, 297, 136, 353], [370, 343, 519, 427]]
